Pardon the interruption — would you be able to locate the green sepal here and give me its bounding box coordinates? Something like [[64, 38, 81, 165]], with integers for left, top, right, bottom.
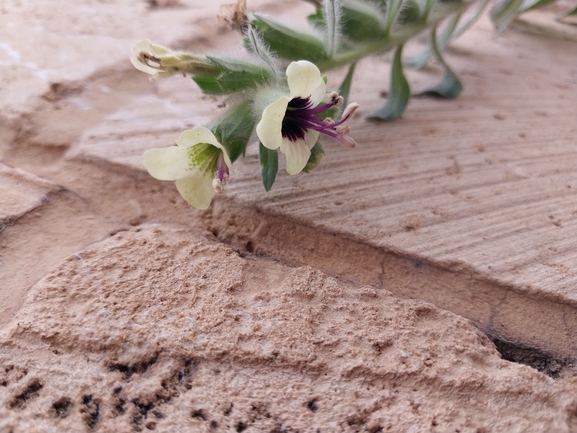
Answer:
[[211, 101, 255, 163], [251, 14, 328, 63], [365, 44, 410, 121], [192, 56, 271, 95], [303, 142, 325, 173], [490, 0, 524, 33], [417, 27, 462, 99], [259, 142, 278, 192]]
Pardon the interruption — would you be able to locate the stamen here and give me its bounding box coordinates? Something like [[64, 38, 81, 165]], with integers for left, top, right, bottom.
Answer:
[[301, 102, 336, 115], [341, 102, 360, 121], [326, 92, 344, 107], [328, 92, 339, 104], [281, 94, 359, 147], [212, 178, 226, 194], [216, 153, 229, 183], [140, 53, 164, 70], [336, 134, 357, 148], [213, 169, 229, 194]]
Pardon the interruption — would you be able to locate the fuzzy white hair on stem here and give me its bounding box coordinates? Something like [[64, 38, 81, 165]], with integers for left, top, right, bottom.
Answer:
[[246, 26, 281, 77], [323, 0, 343, 57]]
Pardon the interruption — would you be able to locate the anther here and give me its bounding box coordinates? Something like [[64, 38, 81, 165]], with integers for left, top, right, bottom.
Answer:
[[328, 92, 339, 104], [335, 125, 351, 135], [336, 134, 357, 148]]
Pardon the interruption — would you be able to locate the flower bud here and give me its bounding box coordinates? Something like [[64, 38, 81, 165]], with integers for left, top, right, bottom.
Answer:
[[131, 40, 217, 79]]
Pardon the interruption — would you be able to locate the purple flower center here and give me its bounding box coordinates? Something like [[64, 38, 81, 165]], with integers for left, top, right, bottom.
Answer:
[[281, 96, 356, 144]]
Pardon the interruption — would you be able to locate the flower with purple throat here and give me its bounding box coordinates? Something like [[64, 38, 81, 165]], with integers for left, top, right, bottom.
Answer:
[[256, 60, 359, 175], [143, 127, 231, 209]]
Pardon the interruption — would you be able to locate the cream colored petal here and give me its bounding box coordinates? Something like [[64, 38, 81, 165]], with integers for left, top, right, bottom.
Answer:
[[309, 79, 327, 107], [176, 127, 232, 169], [256, 96, 290, 150], [143, 146, 189, 181], [304, 130, 320, 150], [280, 138, 311, 175], [176, 126, 218, 148], [175, 171, 216, 210], [286, 61, 326, 103]]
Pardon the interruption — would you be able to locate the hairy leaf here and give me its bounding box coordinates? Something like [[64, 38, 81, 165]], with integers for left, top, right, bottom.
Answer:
[[418, 26, 462, 98], [211, 101, 255, 162], [365, 44, 410, 121], [259, 142, 279, 191]]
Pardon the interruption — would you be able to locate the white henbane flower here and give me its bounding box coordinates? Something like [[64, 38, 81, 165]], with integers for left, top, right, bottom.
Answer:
[[256, 60, 359, 175], [143, 127, 232, 209]]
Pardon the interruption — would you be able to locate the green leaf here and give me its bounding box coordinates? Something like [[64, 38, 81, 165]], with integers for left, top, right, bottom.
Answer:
[[404, 12, 460, 70], [397, 0, 424, 26], [192, 57, 271, 95], [259, 142, 279, 192], [211, 101, 256, 163], [307, 2, 383, 43], [365, 44, 410, 121], [405, 0, 490, 70], [490, 0, 524, 33], [420, 0, 436, 22], [340, 2, 384, 42], [418, 26, 462, 99], [383, 0, 404, 37], [252, 14, 328, 63], [303, 142, 325, 173], [519, 0, 555, 13], [338, 62, 357, 109]]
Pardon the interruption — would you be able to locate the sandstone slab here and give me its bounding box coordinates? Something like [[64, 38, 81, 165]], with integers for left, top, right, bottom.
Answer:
[[1, 1, 576, 431], [0, 162, 58, 226], [0, 163, 123, 325], [1, 225, 576, 432]]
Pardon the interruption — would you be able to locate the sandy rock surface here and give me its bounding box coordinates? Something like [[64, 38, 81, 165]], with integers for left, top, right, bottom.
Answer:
[[1, 226, 577, 432], [1, 0, 576, 432]]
